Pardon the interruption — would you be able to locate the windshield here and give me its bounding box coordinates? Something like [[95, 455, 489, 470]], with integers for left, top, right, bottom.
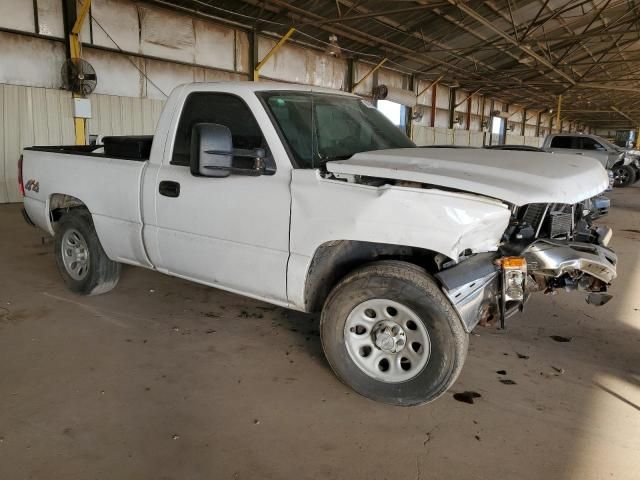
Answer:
[[258, 91, 415, 168], [596, 136, 622, 151]]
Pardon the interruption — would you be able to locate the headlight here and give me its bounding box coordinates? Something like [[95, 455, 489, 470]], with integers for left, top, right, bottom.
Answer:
[[500, 257, 527, 302]]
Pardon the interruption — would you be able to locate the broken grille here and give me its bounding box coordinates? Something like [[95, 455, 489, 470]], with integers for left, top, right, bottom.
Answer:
[[520, 203, 575, 239], [522, 203, 547, 229]]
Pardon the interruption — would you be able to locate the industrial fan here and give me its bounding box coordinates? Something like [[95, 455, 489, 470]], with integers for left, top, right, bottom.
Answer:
[[61, 58, 98, 96]]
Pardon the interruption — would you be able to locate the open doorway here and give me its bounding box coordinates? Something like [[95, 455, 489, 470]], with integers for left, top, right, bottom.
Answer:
[[491, 116, 506, 145], [377, 100, 406, 129]]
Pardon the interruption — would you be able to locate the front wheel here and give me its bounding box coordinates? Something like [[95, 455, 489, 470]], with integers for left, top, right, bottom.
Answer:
[[613, 164, 636, 187], [320, 261, 468, 406]]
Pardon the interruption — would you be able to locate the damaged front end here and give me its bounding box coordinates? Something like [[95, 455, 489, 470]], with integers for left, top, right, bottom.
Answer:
[[436, 197, 617, 332]]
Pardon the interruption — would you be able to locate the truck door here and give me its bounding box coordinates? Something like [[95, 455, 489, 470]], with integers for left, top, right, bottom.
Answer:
[[150, 92, 291, 304]]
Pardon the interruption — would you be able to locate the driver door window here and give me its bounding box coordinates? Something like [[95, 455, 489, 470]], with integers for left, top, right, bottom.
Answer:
[[171, 92, 270, 169]]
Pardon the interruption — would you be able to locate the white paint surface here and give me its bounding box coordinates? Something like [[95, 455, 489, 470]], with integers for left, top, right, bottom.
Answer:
[[326, 147, 609, 206]]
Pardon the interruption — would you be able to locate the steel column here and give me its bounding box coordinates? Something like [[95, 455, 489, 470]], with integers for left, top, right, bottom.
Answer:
[[430, 84, 437, 127], [556, 95, 562, 133], [63, 0, 91, 145]]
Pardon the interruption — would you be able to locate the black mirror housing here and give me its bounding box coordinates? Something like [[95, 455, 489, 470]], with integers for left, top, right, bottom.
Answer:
[[190, 123, 233, 177]]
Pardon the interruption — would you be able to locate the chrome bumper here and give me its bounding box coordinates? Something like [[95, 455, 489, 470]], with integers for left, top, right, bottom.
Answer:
[[437, 239, 617, 332], [523, 239, 617, 284]]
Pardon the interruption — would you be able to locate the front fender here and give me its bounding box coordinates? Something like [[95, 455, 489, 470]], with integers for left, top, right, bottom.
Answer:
[[287, 170, 511, 309], [291, 170, 510, 260]]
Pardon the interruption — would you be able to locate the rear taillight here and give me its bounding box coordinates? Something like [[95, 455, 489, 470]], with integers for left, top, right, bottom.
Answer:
[[18, 155, 24, 196]]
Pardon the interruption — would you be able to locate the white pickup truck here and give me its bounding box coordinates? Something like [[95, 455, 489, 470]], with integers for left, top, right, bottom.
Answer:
[[542, 133, 638, 187], [21, 82, 617, 406]]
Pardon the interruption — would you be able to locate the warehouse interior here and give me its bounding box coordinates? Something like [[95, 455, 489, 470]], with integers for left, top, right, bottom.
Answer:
[[1, 1, 639, 479]]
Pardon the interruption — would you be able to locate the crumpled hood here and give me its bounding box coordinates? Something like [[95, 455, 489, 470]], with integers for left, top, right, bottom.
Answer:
[[326, 147, 609, 206]]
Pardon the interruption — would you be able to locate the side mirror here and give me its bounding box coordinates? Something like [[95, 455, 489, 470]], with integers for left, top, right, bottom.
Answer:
[[190, 123, 233, 178], [190, 123, 269, 177]]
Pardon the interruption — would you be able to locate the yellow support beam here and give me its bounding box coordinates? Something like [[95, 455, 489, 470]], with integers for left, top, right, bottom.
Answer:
[[69, 0, 91, 60], [72, 0, 92, 35], [254, 27, 296, 81], [69, 0, 91, 145], [556, 95, 562, 133], [417, 74, 444, 98], [351, 58, 387, 93]]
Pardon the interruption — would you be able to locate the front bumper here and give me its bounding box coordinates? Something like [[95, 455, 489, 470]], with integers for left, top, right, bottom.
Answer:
[[524, 239, 617, 284], [436, 239, 617, 332]]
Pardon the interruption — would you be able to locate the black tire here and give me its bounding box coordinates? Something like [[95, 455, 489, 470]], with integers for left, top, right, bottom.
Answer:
[[633, 166, 640, 184], [320, 260, 468, 406], [613, 164, 636, 188], [54, 209, 121, 295]]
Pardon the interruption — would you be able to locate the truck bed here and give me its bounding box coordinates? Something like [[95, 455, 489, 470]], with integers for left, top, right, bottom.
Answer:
[[22, 144, 152, 268]]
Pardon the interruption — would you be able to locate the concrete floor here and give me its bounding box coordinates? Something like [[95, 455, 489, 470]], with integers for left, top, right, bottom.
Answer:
[[1, 187, 639, 480]]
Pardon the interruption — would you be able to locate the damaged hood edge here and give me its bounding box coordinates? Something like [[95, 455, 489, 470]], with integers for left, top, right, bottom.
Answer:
[[326, 148, 609, 206]]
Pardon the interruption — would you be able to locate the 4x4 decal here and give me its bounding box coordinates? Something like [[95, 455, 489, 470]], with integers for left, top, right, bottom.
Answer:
[[25, 179, 39, 193]]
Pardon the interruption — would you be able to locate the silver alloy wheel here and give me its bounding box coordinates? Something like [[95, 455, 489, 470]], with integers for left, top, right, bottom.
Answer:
[[344, 299, 431, 383], [61, 228, 90, 281]]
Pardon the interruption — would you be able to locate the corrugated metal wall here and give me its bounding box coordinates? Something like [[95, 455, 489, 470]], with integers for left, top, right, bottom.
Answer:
[[1, 85, 72, 203], [0, 84, 164, 202], [87, 94, 165, 137], [412, 126, 545, 148]]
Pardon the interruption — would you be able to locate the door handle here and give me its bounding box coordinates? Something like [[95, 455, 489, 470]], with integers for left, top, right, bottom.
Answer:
[[159, 180, 180, 198]]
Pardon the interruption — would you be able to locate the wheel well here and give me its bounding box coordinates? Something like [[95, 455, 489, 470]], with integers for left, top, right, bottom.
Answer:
[[49, 194, 88, 225], [304, 240, 450, 312]]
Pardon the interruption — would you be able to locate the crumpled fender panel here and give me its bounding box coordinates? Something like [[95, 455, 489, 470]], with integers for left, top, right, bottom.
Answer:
[[287, 170, 511, 310]]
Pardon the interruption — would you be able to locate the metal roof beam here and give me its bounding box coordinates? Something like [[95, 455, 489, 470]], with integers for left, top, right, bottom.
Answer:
[[447, 1, 577, 84], [250, 0, 499, 85], [611, 106, 638, 123], [302, 5, 445, 25], [333, 0, 505, 80]]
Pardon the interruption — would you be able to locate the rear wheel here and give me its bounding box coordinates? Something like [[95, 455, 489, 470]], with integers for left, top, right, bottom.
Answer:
[[320, 260, 468, 406], [613, 164, 636, 187], [54, 209, 121, 295]]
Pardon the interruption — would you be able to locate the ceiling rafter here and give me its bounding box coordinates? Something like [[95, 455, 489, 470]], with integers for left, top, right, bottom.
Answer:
[[150, 0, 640, 129]]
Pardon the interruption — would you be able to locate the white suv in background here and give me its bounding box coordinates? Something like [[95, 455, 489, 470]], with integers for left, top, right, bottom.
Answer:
[[542, 133, 638, 187]]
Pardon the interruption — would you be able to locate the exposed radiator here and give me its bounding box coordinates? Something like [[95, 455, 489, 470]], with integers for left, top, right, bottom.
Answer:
[[549, 204, 574, 239]]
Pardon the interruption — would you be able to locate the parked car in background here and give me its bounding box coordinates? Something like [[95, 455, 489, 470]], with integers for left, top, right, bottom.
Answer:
[[623, 147, 640, 183], [542, 133, 638, 187], [486, 143, 614, 193]]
